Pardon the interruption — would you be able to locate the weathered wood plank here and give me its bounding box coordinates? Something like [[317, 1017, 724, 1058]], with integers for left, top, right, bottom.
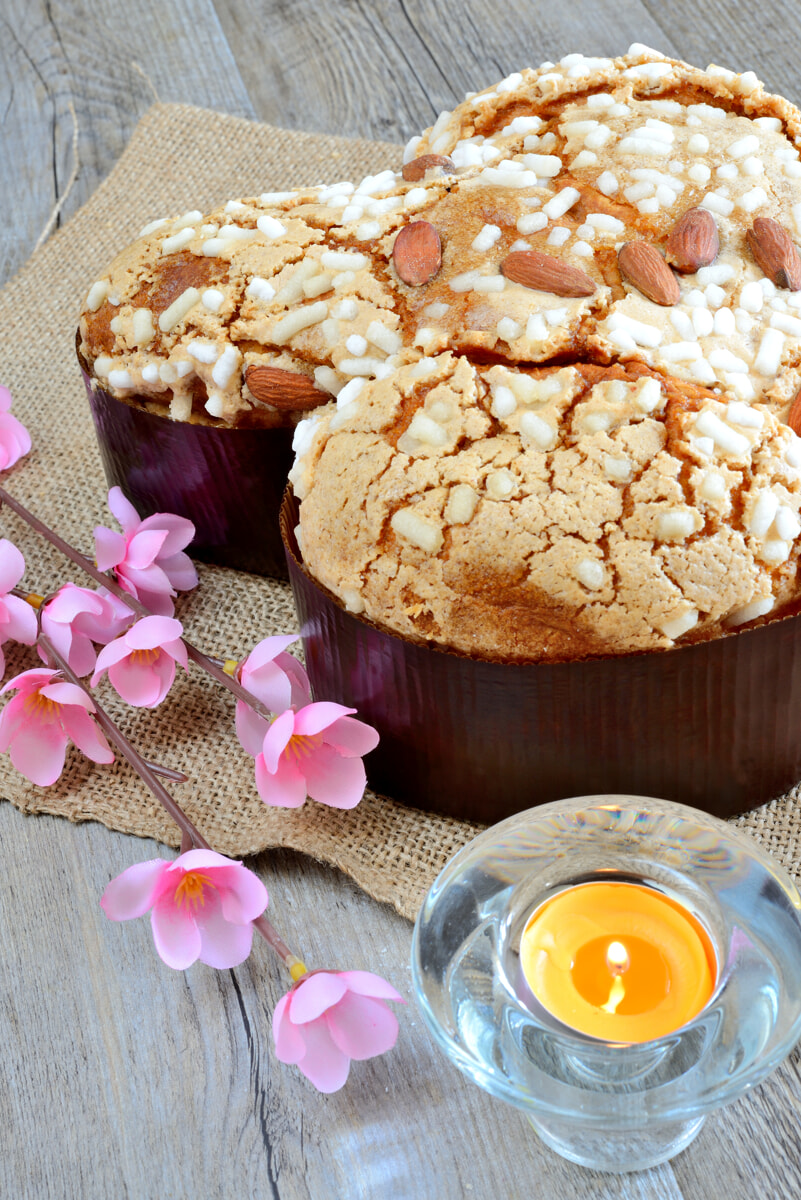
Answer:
[[639, 0, 801, 106], [0, 0, 254, 284], [4, 1, 801, 1196], [213, 0, 674, 141]]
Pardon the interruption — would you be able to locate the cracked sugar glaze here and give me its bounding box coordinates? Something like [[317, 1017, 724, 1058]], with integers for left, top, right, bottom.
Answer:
[[80, 46, 801, 659]]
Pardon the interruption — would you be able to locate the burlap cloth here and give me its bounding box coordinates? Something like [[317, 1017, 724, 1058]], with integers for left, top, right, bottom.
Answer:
[[1, 104, 800, 922]]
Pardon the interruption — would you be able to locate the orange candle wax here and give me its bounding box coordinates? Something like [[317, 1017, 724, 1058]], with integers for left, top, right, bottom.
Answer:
[[519, 882, 716, 1042]]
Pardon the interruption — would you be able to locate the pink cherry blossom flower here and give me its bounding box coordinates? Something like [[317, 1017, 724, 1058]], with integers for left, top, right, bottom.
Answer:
[[235, 634, 311, 756], [0, 667, 114, 784], [94, 487, 198, 617], [0, 538, 38, 676], [0, 385, 32, 471], [39, 583, 133, 676], [273, 969, 405, 1092], [254, 701, 379, 809], [91, 615, 188, 707], [101, 848, 269, 970]]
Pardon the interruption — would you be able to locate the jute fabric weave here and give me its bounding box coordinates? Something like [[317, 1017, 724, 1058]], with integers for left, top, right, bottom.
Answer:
[[0, 103, 798, 921]]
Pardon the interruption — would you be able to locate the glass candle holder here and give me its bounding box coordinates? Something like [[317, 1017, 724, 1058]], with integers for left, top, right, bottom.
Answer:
[[411, 795, 801, 1173]]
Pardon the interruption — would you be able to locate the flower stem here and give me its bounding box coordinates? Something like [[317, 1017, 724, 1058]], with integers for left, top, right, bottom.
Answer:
[[36, 629, 305, 978], [0, 483, 276, 723]]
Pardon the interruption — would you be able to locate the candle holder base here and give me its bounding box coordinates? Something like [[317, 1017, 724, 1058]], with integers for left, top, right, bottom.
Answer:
[[528, 1112, 706, 1173], [411, 795, 801, 1174]]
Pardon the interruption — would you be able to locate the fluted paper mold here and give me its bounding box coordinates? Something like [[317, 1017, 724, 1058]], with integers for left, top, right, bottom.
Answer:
[[82, 364, 294, 578], [282, 490, 801, 823]]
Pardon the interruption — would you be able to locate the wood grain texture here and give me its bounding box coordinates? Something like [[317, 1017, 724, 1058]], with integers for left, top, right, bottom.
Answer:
[[214, 0, 673, 142], [0, 0, 254, 284], [3, 1, 801, 1196]]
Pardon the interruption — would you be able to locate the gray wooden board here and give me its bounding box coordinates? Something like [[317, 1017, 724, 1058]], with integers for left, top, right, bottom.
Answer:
[[2, 1, 801, 1196]]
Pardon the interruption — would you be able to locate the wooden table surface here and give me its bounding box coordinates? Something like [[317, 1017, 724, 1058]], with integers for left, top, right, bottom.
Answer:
[[3, 3, 801, 1197]]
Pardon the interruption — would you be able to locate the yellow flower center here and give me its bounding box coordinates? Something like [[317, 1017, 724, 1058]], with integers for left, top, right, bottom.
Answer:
[[284, 731, 323, 762], [174, 871, 214, 909], [23, 690, 58, 720], [130, 647, 161, 666]]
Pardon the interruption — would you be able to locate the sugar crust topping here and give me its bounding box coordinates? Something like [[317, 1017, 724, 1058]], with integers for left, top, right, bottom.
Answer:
[[79, 47, 801, 657]]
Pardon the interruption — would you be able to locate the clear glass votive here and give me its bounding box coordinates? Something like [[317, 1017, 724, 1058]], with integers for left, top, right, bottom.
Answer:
[[411, 795, 801, 1173]]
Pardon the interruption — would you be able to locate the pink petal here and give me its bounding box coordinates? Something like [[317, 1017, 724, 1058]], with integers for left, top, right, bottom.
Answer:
[[273, 993, 306, 1063], [326, 992, 400, 1060], [279, 654, 312, 708], [45, 583, 105, 623], [101, 859, 170, 920], [323, 715, 380, 758], [124, 614, 182, 650], [0, 413, 31, 468], [303, 744, 367, 810], [151, 898, 201, 969], [240, 661, 293, 715], [254, 753, 307, 808], [217, 873, 268, 925], [294, 702, 357, 737], [108, 652, 175, 707], [126, 529, 169, 571], [293, 1018, 352, 1093], [61, 706, 114, 764], [260, 709, 296, 773], [120, 562, 175, 605], [39, 622, 97, 678], [197, 903, 254, 968], [130, 587, 175, 618], [9, 723, 68, 785], [289, 972, 348, 1023], [0, 667, 57, 695], [107, 486, 143, 533], [94, 526, 127, 572], [0, 539, 26, 594], [242, 635, 299, 674], [91, 637, 133, 681], [88, 591, 135, 643], [1, 594, 38, 645], [0, 693, 32, 745], [339, 970, 405, 1002], [157, 550, 198, 591], [172, 848, 238, 872], [138, 513, 196, 558], [166, 638, 188, 670], [40, 680, 95, 710], [235, 701, 269, 757]]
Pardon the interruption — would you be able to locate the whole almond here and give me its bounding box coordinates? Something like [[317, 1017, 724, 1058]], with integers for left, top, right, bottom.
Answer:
[[787, 386, 801, 436], [747, 216, 801, 290], [618, 242, 680, 306], [500, 250, 596, 297], [402, 154, 455, 182], [392, 221, 442, 286], [245, 365, 328, 411], [665, 208, 719, 273]]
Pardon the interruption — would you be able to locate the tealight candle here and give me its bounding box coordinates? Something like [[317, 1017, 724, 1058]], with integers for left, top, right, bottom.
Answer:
[[520, 881, 716, 1042]]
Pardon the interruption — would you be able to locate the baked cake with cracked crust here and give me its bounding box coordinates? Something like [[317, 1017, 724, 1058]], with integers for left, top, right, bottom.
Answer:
[[80, 45, 801, 660]]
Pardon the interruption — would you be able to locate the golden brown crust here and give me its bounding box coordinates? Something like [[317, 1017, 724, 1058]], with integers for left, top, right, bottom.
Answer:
[[79, 46, 801, 657]]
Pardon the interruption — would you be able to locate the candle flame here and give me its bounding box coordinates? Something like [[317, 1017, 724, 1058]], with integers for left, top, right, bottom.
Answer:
[[606, 940, 629, 973], [600, 940, 629, 1014]]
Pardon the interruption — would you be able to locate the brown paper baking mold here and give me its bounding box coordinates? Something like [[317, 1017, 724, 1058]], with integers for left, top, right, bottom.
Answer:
[[81, 365, 294, 578], [282, 489, 801, 823]]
